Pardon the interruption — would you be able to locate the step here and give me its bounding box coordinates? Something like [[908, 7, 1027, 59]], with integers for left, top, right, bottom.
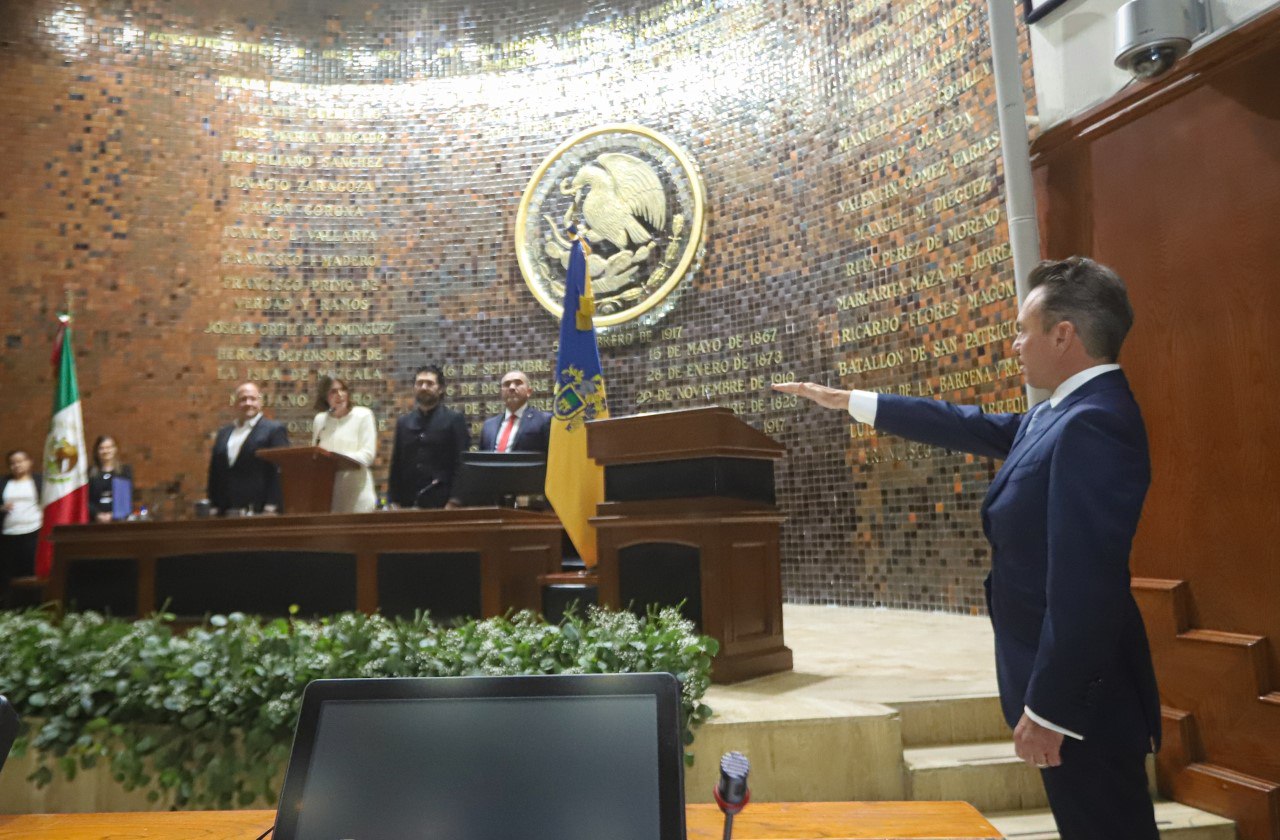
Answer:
[[903, 740, 1048, 813], [893, 694, 1009, 747], [985, 801, 1235, 840]]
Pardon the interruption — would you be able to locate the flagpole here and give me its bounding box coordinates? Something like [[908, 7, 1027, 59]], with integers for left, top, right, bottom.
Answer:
[[36, 287, 89, 578]]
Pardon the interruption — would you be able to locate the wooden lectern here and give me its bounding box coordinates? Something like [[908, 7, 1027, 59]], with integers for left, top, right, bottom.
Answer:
[[256, 446, 362, 514], [587, 406, 793, 683]]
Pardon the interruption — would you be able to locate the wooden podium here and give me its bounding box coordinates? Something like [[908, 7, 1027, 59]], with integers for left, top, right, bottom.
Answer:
[[587, 406, 793, 683], [256, 446, 362, 514]]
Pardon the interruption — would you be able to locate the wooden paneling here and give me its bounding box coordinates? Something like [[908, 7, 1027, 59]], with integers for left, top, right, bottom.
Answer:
[[1138, 581, 1280, 839], [49, 508, 564, 620], [1033, 10, 1280, 837]]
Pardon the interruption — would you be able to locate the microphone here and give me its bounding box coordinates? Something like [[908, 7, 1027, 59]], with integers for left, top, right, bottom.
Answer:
[[713, 751, 750, 840], [414, 478, 442, 507]]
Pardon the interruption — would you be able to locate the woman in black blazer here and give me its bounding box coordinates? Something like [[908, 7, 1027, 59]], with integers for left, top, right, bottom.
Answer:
[[87, 436, 133, 522]]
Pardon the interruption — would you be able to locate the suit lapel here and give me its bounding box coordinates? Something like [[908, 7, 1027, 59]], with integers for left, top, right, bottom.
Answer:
[[239, 418, 275, 462], [511, 415, 530, 450], [215, 425, 234, 467], [241, 420, 264, 457], [983, 371, 1129, 507]]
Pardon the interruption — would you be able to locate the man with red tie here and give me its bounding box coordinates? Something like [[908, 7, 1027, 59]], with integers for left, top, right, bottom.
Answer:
[[478, 371, 551, 455]]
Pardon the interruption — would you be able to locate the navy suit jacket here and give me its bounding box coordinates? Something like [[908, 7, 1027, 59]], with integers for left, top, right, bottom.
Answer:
[[207, 417, 290, 514], [478, 406, 551, 454], [876, 370, 1161, 754]]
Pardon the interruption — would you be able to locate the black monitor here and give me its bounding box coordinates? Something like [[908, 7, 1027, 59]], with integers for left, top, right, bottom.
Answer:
[[0, 695, 17, 776], [453, 451, 547, 507], [272, 673, 687, 840]]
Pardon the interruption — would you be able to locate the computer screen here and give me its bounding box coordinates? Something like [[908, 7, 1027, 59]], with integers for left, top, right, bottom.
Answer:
[[273, 674, 685, 840], [452, 452, 547, 507]]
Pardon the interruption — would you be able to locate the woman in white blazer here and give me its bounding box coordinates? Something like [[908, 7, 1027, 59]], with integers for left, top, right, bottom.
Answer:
[[311, 375, 378, 513]]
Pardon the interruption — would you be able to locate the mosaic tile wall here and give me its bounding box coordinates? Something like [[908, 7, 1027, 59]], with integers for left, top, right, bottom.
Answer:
[[0, 0, 1035, 612]]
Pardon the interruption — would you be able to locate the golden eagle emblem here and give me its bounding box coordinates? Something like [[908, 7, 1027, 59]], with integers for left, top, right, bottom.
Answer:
[[516, 125, 706, 329]]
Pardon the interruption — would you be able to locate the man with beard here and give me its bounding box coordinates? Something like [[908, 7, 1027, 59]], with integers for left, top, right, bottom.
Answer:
[[388, 364, 470, 509], [478, 370, 551, 454]]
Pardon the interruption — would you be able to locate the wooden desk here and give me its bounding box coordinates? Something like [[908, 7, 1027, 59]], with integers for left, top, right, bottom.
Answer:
[[0, 802, 1003, 838], [48, 508, 563, 621]]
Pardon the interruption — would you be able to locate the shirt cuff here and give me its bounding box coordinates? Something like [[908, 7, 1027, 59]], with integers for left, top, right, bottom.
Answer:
[[847, 390, 878, 425], [1024, 705, 1084, 741]]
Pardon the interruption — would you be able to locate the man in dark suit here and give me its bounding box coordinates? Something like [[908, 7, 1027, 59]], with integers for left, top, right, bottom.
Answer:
[[388, 364, 471, 508], [776, 257, 1160, 840], [207, 381, 290, 515], [478, 370, 552, 454]]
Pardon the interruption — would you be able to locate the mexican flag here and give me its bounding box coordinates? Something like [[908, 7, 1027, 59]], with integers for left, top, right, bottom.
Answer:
[[35, 316, 88, 578]]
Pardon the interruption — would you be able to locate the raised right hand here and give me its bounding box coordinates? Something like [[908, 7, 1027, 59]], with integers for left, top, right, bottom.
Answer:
[[771, 381, 852, 411]]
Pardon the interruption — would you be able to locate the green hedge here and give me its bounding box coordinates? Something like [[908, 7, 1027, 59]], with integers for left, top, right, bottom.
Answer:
[[0, 606, 717, 809]]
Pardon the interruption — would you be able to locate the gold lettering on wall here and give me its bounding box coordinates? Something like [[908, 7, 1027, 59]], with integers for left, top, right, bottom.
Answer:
[[916, 112, 974, 151], [840, 316, 902, 343], [971, 242, 1012, 270], [318, 298, 372, 312], [983, 394, 1029, 414], [836, 279, 909, 311], [935, 357, 1022, 393], [881, 243, 920, 267], [240, 203, 370, 217], [908, 300, 960, 327], [233, 297, 293, 311], [952, 133, 1001, 168], [860, 145, 909, 175], [945, 208, 1002, 245], [932, 175, 991, 212], [844, 254, 879, 275], [852, 212, 907, 240], [293, 179, 376, 193], [222, 151, 315, 167], [966, 279, 1015, 308], [911, 43, 967, 80], [320, 156, 385, 168], [838, 350, 908, 375], [847, 0, 884, 21], [935, 62, 991, 107], [838, 182, 900, 213], [963, 319, 1016, 349]]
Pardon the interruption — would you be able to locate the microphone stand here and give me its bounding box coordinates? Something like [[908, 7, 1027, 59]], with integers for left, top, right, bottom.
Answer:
[[713, 751, 750, 840]]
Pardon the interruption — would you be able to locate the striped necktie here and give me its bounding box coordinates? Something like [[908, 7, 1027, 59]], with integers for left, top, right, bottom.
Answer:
[[1022, 400, 1054, 440]]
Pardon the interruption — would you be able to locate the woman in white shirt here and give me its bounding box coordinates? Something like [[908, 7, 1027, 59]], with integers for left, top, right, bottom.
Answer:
[[311, 376, 378, 513], [2, 450, 43, 595]]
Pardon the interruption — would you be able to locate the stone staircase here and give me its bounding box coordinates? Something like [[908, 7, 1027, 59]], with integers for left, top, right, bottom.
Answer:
[[893, 695, 1237, 840]]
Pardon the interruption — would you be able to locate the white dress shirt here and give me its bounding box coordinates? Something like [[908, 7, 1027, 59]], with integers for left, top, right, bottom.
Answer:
[[226, 412, 262, 466], [494, 405, 529, 452]]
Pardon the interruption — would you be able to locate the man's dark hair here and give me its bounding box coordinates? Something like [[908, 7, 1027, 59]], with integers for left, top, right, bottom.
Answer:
[[415, 364, 446, 388], [1027, 256, 1134, 361]]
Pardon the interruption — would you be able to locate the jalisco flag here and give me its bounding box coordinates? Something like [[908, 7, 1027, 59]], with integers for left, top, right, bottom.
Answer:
[[35, 316, 88, 578], [545, 230, 608, 567]]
